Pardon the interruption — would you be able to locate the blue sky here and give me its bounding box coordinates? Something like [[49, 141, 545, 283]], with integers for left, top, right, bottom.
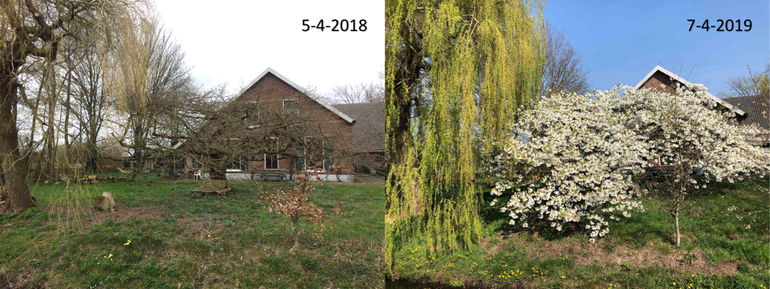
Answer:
[[543, 0, 769, 97]]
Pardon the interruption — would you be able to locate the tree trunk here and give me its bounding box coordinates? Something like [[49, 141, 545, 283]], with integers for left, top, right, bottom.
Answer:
[[290, 217, 300, 252], [674, 211, 681, 248], [85, 110, 100, 173], [85, 142, 98, 174], [128, 153, 143, 182], [0, 72, 35, 212], [128, 124, 145, 182], [42, 69, 58, 180], [63, 70, 72, 174]]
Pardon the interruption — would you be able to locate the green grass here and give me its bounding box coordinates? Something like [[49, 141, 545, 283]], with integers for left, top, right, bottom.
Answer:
[[1, 174, 384, 288], [389, 178, 770, 288]]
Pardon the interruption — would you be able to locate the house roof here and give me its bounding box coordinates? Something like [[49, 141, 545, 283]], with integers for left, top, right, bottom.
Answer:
[[723, 94, 769, 130], [635, 65, 746, 116], [235, 67, 355, 124], [332, 102, 385, 153]]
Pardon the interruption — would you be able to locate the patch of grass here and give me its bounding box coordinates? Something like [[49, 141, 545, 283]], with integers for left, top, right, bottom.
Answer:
[[389, 179, 770, 288], [1, 174, 384, 288]]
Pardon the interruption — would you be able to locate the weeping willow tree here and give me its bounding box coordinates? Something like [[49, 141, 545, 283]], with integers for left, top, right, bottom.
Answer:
[[385, 0, 546, 270]]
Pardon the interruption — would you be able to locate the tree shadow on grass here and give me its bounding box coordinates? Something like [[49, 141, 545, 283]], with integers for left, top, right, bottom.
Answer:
[[479, 193, 587, 242], [480, 188, 674, 245]]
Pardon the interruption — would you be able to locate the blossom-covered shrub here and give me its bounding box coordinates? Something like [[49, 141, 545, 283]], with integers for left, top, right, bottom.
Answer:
[[487, 88, 647, 242], [488, 84, 770, 243], [617, 84, 769, 185], [616, 84, 770, 246]]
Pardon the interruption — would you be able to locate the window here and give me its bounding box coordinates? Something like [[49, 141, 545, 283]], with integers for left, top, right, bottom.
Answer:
[[228, 155, 248, 171], [283, 99, 299, 113], [302, 137, 333, 172], [295, 141, 305, 170], [265, 154, 278, 170], [265, 137, 279, 170], [245, 103, 259, 126], [304, 137, 323, 171], [323, 137, 334, 171]]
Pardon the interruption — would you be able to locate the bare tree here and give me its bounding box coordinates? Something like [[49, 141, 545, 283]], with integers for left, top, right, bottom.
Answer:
[[542, 23, 590, 95], [70, 36, 107, 173], [331, 80, 384, 104], [721, 64, 770, 131], [724, 64, 770, 98], [110, 16, 194, 182], [0, 0, 144, 212]]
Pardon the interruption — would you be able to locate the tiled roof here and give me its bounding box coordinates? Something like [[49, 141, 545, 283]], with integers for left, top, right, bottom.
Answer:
[[723, 95, 769, 130], [332, 102, 385, 153]]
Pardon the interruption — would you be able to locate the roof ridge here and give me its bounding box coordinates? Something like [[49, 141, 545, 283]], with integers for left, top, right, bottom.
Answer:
[[634, 65, 746, 116], [235, 67, 356, 124], [724, 95, 759, 100]]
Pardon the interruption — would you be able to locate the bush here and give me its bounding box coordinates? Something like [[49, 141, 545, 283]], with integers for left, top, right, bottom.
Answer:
[[488, 84, 770, 243]]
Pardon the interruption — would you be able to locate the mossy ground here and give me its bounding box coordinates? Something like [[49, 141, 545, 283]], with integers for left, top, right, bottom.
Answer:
[[388, 179, 770, 289], [1, 174, 384, 288]]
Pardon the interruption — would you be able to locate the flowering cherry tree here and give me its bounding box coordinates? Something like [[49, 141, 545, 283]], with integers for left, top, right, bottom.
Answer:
[[488, 84, 770, 244], [487, 88, 648, 242], [619, 84, 770, 247], [259, 172, 326, 252]]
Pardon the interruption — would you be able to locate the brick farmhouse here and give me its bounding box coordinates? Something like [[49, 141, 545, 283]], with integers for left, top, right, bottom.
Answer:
[[179, 68, 359, 182], [636, 65, 768, 143]]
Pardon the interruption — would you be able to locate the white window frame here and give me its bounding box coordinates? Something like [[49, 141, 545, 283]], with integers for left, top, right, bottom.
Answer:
[[246, 102, 260, 129], [302, 136, 331, 172], [282, 99, 299, 112], [322, 136, 333, 172], [264, 137, 279, 170], [226, 155, 247, 173]]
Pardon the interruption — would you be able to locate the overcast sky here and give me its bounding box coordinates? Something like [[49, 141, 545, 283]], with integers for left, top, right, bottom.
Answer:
[[153, 0, 384, 98]]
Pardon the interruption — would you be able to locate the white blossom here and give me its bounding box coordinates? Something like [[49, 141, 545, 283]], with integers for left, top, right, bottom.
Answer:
[[486, 84, 770, 242]]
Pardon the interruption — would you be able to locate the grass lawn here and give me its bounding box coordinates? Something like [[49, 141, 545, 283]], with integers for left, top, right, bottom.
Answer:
[[0, 174, 384, 288], [388, 179, 770, 288]]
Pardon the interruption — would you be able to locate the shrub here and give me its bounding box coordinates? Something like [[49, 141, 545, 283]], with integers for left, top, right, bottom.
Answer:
[[487, 88, 646, 242], [259, 172, 325, 252], [488, 84, 770, 243]]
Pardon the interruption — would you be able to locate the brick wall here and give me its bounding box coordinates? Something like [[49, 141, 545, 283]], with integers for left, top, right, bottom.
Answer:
[[640, 71, 677, 94], [236, 73, 354, 174], [640, 71, 745, 125]]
